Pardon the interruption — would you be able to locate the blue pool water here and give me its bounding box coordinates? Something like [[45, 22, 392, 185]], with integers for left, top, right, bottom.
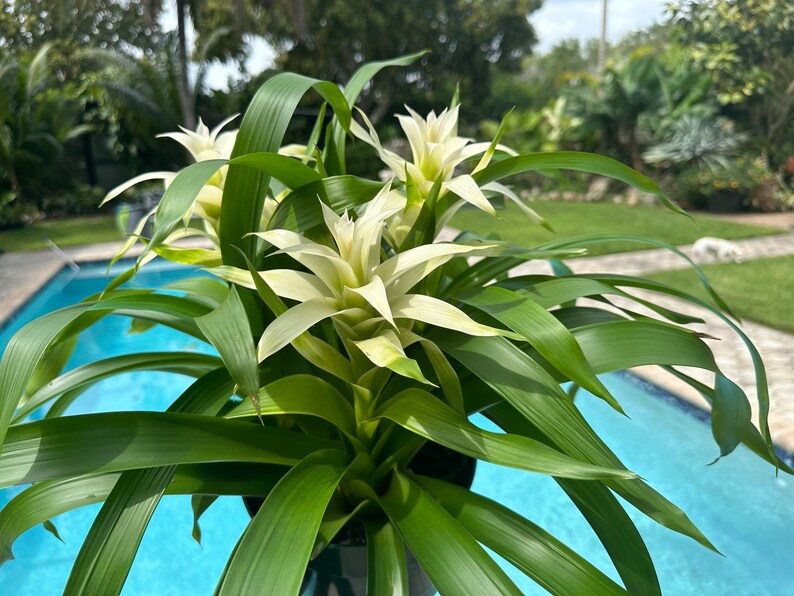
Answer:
[[1, 262, 793, 595]]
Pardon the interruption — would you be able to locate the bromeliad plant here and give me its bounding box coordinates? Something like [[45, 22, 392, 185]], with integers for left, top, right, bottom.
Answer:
[[0, 54, 789, 595]]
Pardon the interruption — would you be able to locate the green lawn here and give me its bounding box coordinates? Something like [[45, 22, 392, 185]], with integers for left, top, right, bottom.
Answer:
[[647, 255, 794, 333], [0, 215, 122, 253], [451, 201, 782, 256]]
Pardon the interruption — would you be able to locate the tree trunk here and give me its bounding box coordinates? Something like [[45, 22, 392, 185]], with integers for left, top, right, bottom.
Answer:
[[176, 0, 196, 129], [628, 127, 644, 173]]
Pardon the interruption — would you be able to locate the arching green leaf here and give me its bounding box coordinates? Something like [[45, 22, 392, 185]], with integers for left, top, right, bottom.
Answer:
[[217, 449, 351, 595], [196, 287, 259, 399], [220, 74, 350, 268], [0, 411, 338, 488], [225, 374, 355, 434], [440, 333, 716, 552], [473, 152, 687, 216], [415, 475, 628, 595], [457, 286, 621, 412], [16, 353, 223, 421], [379, 471, 522, 596], [377, 389, 636, 481]]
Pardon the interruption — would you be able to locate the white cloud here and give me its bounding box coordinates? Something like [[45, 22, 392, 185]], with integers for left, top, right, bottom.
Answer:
[[532, 0, 668, 52]]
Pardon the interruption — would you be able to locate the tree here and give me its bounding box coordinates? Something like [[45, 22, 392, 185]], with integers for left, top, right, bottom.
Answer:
[[257, 0, 543, 122], [565, 54, 664, 171], [0, 1, 165, 72], [0, 1, 162, 50], [666, 0, 794, 162], [0, 45, 92, 220]]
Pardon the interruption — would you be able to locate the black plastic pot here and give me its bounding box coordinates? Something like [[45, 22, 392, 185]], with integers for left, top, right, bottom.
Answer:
[[242, 443, 476, 595], [299, 544, 435, 596]]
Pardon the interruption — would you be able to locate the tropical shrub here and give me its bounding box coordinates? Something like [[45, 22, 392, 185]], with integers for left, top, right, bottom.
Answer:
[[0, 44, 93, 226], [679, 156, 775, 203], [643, 114, 746, 170], [0, 54, 786, 595]]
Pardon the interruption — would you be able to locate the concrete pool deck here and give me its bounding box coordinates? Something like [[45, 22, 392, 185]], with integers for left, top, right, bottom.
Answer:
[[1, 232, 794, 453]]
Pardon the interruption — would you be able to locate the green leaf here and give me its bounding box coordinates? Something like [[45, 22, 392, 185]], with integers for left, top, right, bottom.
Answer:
[[224, 374, 355, 435], [410, 333, 465, 415], [228, 152, 322, 188], [663, 367, 792, 473], [378, 471, 522, 596], [538, 235, 736, 318], [217, 449, 351, 595], [711, 375, 752, 458], [196, 287, 260, 399], [42, 519, 63, 543], [24, 335, 78, 398], [572, 320, 718, 372], [457, 286, 622, 412], [485, 403, 661, 596], [64, 466, 174, 595], [44, 388, 88, 419], [473, 152, 688, 217], [15, 352, 223, 422], [220, 74, 350, 268], [267, 175, 385, 232], [415, 475, 628, 595], [376, 389, 636, 481], [60, 369, 236, 593], [0, 307, 87, 446], [440, 333, 717, 552], [153, 245, 223, 267], [191, 494, 218, 545], [163, 277, 230, 308], [365, 520, 409, 596], [328, 51, 426, 174], [559, 479, 661, 596], [0, 463, 285, 566], [144, 159, 226, 259], [344, 51, 427, 106], [586, 273, 773, 458], [0, 411, 338, 488], [499, 276, 704, 325], [0, 290, 220, 445]]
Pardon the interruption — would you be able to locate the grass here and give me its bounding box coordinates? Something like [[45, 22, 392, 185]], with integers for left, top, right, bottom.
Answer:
[[0, 215, 122, 253], [451, 201, 783, 256], [647, 255, 794, 333]]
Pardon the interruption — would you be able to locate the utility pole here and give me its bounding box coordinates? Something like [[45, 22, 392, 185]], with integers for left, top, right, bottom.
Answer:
[[597, 0, 608, 76]]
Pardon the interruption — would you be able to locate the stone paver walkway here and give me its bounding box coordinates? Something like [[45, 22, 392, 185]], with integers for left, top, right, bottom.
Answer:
[[2, 230, 793, 451], [702, 210, 794, 230], [508, 232, 794, 277], [0, 238, 209, 323]]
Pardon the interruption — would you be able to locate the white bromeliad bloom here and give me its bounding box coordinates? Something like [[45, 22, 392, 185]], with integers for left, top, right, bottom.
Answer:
[[351, 105, 540, 245], [103, 115, 240, 237], [211, 183, 510, 383]]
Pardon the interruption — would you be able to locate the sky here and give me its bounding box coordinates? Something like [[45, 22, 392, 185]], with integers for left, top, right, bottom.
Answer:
[[533, 0, 669, 52], [185, 0, 669, 90]]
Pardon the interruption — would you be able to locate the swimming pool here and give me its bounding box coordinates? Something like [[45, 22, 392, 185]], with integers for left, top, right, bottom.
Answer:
[[1, 262, 792, 594]]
